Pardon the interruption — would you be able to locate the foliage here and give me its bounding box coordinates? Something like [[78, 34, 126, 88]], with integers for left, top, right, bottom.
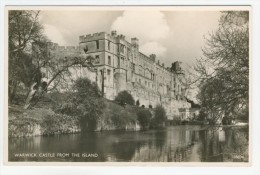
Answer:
[[114, 90, 135, 106], [195, 11, 249, 122], [8, 107, 80, 137], [196, 110, 207, 121], [137, 109, 152, 129], [8, 10, 91, 109], [41, 113, 79, 135], [8, 10, 43, 103], [136, 100, 140, 106], [151, 105, 167, 128], [56, 78, 104, 131]]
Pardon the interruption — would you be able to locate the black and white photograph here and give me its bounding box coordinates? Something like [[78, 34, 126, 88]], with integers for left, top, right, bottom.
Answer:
[[5, 6, 250, 164]]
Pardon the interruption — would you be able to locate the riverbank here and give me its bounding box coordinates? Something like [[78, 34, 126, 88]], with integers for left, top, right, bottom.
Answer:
[[8, 106, 81, 137], [8, 99, 144, 137]]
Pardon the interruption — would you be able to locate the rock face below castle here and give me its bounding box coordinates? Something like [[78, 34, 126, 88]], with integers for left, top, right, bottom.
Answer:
[[47, 31, 192, 120]]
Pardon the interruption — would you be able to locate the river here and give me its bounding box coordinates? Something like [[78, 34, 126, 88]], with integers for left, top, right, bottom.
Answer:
[[8, 125, 249, 162]]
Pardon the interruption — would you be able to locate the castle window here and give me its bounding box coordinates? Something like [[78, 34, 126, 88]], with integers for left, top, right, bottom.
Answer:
[[107, 69, 111, 82], [117, 57, 120, 68], [108, 41, 111, 50], [120, 44, 125, 53], [95, 55, 100, 63], [121, 57, 124, 67], [145, 81, 147, 86], [108, 56, 111, 65], [96, 40, 99, 49]]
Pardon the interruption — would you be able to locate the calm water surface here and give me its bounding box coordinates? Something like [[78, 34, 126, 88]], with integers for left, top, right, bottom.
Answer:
[[9, 125, 249, 162]]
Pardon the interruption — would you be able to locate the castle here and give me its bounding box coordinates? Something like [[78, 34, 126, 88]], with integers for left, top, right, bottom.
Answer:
[[46, 31, 193, 121]]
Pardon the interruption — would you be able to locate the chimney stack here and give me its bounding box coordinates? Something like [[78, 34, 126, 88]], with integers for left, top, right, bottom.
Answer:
[[149, 54, 156, 62], [111, 30, 117, 36], [131, 37, 139, 50]]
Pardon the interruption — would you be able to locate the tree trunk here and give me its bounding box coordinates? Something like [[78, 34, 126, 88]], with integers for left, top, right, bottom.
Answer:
[[23, 82, 37, 109], [9, 81, 18, 104]]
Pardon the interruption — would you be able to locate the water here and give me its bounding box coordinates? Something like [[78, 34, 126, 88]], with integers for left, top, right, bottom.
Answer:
[[8, 125, 249, 162]]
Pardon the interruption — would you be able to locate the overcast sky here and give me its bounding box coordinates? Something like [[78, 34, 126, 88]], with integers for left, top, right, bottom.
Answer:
[[39, 10, 221, 67]]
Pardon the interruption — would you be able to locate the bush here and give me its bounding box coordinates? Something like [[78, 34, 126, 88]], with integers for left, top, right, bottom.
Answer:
[[151, 105, 167, 128], [100, 100, 138, 130], [115, 90, 135, 106], [136, 100, 140, 106], [41, 114, 79, 135], [137, 109, 152, 130], [56, 78, 104, 131]]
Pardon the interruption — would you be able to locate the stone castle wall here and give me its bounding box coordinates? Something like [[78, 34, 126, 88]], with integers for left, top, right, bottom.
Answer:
[[46, 31, 191, 120]]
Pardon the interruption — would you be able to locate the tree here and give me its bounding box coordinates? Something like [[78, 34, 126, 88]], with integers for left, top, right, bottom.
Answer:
[[137, 109, 152, 130], [8, 10, 92, 109], [8, 10, 43, 103], [114, 90, 135, 106], [23, 47, 91, 109], [195, 11, 249, 122], [56, 78, 104, 131], [136, 100, 140, 106], [151, 105, 167, 128]]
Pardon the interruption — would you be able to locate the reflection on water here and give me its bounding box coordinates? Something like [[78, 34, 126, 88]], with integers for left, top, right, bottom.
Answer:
[[9, 125, 249, 162]]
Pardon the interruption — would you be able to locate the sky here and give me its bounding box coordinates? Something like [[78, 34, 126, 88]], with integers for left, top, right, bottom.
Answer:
[[39, 10, 221, 67]]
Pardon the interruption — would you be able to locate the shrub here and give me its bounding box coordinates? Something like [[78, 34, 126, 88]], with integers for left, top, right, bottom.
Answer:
[[100, 100, 138, 130], [56, 78, 104, 131], [151, 105, 167, 128], [115, 90, 135, 106], [41, 113, 80, 135], [137, 109, 152, 130]]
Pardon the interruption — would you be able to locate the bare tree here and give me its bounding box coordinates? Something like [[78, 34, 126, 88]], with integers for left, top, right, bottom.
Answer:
[[8, 10, 92, 109], [23, 41, 91, 109], [195, 11, 249, 123]]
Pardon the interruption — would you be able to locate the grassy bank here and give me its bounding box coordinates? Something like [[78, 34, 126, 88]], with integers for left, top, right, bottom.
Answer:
[[8, 99, 145, 137], [8, 106, 80, 137]]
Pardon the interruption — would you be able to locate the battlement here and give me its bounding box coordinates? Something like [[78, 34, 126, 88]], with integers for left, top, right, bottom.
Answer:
[[46, 42, 79, 53], [79, 31, 129, 43], [57, 46, 79, 51], [79, 32, 107, 42]]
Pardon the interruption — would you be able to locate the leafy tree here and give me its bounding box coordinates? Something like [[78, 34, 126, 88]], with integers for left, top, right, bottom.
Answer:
[[56, 78, 104, 131], [8, 10, 43, 103], [137, 109, 152, 130], [114, 90, 135, 105], [8, 10, 92, 109], [151, 105, 167, 128], [195, 11, 249, 122]]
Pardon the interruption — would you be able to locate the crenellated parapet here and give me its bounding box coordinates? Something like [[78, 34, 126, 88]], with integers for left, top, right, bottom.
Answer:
[[46, 42, 80, 60], [79, 31, 128, 44], [47, 42, 79, 52], [79, 32, 107, 42]]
